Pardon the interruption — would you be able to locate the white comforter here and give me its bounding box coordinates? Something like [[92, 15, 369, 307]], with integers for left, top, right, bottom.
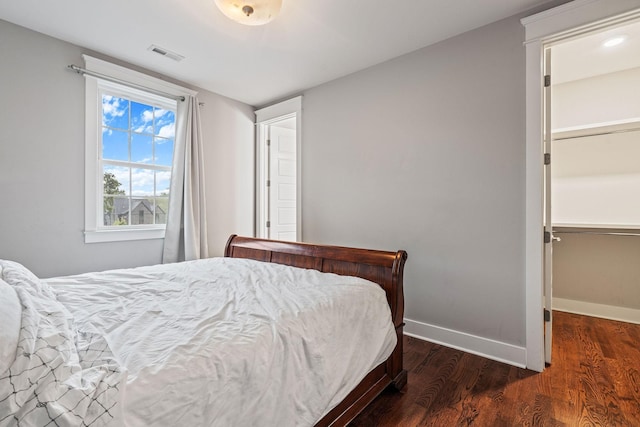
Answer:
[[41, 257, 397, 426], [0, 260, 125, 427]]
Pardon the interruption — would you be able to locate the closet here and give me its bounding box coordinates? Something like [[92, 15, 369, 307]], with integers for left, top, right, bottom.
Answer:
[[550, 21, 640, 324]]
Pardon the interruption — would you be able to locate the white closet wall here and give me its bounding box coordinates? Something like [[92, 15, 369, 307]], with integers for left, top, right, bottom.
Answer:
[[551, 65, 640, 323]]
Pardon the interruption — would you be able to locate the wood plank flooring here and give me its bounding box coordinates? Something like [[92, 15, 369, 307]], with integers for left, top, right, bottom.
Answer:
[[350, 311, 640, 426]]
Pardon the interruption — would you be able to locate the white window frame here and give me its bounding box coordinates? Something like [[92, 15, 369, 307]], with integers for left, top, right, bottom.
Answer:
[[83, 55, 196, 243]]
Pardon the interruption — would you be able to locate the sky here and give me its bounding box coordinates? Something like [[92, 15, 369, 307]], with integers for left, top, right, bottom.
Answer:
[[101, 94, 176, 197]]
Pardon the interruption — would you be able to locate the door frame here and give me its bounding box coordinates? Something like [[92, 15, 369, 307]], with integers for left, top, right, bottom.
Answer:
[[543, 46, 553, 365], [522, 0, 640, 372], [255, 96, 303, 241]]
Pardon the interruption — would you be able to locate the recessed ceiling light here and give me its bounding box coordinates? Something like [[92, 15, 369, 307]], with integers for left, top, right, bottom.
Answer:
[[603, 36, 626, 48]]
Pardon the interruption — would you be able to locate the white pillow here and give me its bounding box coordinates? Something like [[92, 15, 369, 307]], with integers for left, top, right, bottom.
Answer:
[[0, 277, 22, 374]]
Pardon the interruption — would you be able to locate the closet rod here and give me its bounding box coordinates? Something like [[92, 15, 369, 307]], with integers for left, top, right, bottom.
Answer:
[[67, 64, 186, 102], [553, 126, 640, 141], [554, 229, 640, 237]]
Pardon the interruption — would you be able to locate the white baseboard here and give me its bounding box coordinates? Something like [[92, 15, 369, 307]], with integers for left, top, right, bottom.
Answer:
[[404, 318, 527, 369], [553, 297, 640, 324]]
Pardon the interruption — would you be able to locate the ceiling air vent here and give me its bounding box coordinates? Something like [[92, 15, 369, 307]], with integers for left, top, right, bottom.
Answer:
[[148, 45, 185, 62]]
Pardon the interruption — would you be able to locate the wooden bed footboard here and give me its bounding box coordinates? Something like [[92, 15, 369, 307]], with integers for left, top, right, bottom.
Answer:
[[224, 235, 408, 426]]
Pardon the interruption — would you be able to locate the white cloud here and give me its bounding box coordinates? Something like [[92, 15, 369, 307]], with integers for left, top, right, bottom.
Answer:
[[156, 170, 172, 193], [129, 169, 172, 196], [156, 108, 171, 118], [131, 105, 153, 133], [102, 96, 127, 126], [142, 110, 154, 122], [103, 98, 176, 135], [130, 169, 155, 196], [133, 124, 153, 134], [157, 170, 171, 181], [158, 123, 175, 138], [104, 165, 171, 199]]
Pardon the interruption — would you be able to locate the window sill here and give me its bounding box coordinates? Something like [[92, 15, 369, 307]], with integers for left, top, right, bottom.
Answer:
[[85, 227, 166, 243]]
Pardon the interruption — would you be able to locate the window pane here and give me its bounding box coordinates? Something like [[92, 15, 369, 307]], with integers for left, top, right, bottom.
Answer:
[[104, 196, 129, 226], [131, 133, 153, 164], [131, 168, 155, 196], [103, 166, 129, 196], [131, 101, 154, 134], [102, 95, 129, 130], [156, 170, 171, 196], [155, 197, 169, 224], [155, 108, 175, 138], [102, 129, 129, 161], [155, 138, 174, 166]]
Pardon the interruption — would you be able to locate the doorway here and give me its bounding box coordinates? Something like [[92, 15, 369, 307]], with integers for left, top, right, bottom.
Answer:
[[549, 20, 640, 325], [543, 18, 640, 365], [522, 0, 640, 372], [255, 97, 302, 242]]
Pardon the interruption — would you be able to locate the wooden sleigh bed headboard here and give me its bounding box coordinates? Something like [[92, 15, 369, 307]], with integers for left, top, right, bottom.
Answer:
[[224, 235, 408, 426]]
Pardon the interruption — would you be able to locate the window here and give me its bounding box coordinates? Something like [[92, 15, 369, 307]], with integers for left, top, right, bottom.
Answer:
[[100, 86, 175, 229], [83, 55, 196, 243]]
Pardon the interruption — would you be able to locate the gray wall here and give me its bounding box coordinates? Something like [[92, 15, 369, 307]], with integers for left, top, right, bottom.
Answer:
[[0, 19, 254, 278], [553, 233, 640, 309], [301, 15, 528, 346]]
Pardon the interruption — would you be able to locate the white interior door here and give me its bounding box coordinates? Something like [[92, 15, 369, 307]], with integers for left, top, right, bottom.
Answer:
[[543, 46, 553, 365], [268, 123, 297, 241], [255, 97, 302, 242]]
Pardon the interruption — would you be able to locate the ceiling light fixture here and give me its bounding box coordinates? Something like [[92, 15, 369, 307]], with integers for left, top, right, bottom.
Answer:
[[214, 0, 282, 26], [602, 36, 626, 48]]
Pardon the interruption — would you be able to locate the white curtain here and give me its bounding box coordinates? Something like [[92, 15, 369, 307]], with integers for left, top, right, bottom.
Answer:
[[162, 96, 209, 263]]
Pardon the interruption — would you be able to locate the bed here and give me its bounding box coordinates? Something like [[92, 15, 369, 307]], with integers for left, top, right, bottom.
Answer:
[[0, 235, 407, 426]]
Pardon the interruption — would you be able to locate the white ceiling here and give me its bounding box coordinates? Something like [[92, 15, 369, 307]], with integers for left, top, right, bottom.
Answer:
[[0, 0, 556, 107], [553, 19, 640, 84]]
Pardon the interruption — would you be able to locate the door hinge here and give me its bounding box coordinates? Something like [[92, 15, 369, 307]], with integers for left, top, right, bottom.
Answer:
[[544, 75, 551, 87], [266, 139, 271, 147], [544, 309, 551, 322], [544, 153, 550, 165], [544, 231, 551, 244], [266, 180, 271, 187], [266, 221, 271, 228]]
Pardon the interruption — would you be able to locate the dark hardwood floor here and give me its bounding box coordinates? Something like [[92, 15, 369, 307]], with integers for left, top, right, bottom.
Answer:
[[350, 311, 640, 426]]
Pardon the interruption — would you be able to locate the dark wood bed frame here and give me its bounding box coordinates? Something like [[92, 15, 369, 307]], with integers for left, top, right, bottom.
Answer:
[[224, 235, 408, 426]]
